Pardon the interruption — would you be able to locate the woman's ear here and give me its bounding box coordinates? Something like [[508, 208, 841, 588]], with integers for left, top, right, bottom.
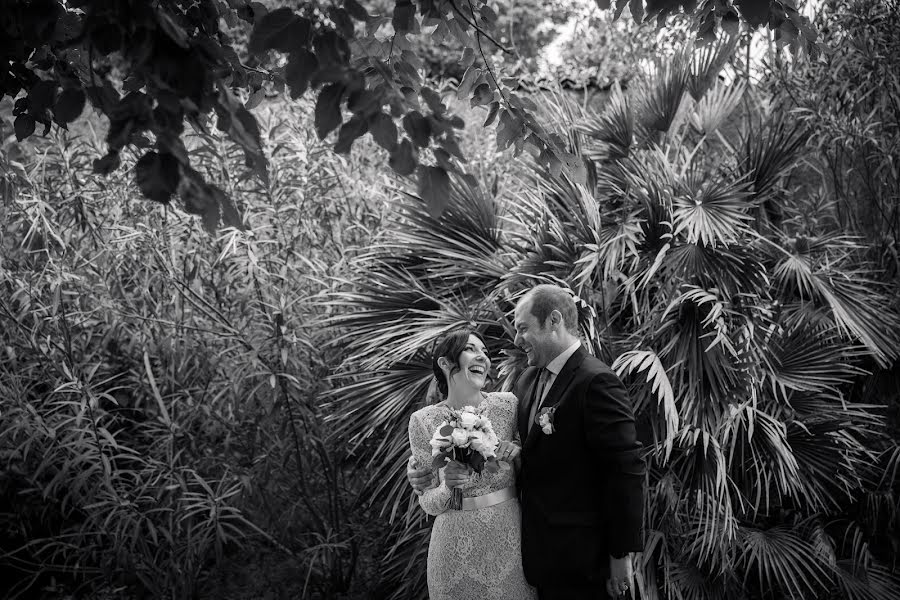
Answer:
[[437, 357, 450, 371]]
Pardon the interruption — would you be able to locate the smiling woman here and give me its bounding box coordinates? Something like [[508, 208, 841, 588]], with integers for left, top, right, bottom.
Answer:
[[408, 327, 536, 600], [430, 329, 491, 403]]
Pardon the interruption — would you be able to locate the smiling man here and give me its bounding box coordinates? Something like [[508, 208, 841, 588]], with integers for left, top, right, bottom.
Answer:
[[512, 284, 645, 600], [408, 284, 646, 599]]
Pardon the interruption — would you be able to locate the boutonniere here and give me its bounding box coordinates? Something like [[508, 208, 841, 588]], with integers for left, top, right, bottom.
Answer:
[[535, 406, 556, 435]]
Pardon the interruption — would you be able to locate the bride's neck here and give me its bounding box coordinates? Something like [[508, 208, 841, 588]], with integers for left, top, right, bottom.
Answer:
[[444, 387, 483, 409]]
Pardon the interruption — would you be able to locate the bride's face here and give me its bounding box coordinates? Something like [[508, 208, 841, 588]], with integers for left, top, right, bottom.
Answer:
[[446, 334, 491, 392]]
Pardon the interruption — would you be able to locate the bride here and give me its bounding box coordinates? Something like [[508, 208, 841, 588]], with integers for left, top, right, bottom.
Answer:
[[407, 328, 537, 599]]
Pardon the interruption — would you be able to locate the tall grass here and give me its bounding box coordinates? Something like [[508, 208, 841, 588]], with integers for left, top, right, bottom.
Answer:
[[0, 97, 388, 599]]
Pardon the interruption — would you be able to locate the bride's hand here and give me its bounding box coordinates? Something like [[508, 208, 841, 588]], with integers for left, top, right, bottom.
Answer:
[[495, 441, 521, 463], [443, 461, 472, 489]]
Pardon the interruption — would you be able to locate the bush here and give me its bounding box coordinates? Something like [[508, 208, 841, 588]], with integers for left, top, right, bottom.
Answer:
[[0, 97, 387, 599]]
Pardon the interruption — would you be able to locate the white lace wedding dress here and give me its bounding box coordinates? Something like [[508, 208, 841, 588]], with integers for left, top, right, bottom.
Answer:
[[408, 392, 537, 600]]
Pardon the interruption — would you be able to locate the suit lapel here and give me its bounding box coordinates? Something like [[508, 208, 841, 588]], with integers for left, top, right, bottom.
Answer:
[[523, 347, 588, 450], [517, 367, 539, 442]]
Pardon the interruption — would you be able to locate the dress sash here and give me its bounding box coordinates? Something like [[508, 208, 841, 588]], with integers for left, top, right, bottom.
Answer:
[[458, 486, 517, 511]]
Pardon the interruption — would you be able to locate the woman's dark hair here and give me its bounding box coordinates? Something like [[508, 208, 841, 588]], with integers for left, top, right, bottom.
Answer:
[[431, 328, 487, 399]]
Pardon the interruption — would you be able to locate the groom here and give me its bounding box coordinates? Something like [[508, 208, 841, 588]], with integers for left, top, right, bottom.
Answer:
[[408, 284, 646, 599]]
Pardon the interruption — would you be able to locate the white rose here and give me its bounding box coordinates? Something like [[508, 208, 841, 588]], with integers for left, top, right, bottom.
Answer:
[[468, 431, 486, 453], [459, 411, 478, 429], [451, 428, 469, 447]]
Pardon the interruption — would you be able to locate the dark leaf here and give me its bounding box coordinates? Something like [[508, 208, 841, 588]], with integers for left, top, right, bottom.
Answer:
[[433, 148, 454, 171], [348, 89, 382, 115], [457, 66, 481, 100], [392, 0, 416, 33], [495, 110, 520, 149], [421, 87, 445, 116], [479, 4, 498, 24], [28, 80, 58, 115], [630, 0, 644, 23], [470, 83, 493, 107], [14, 115, 36, 141], [156, 10, 190, 48], [431, 451, 449, 470], [245, 88, 265, 110], [594, 0, 611, 8], [735, 0, 770, 27], [135, 151, 180, 204], [220, 194, 244, 230], [285, 50, 318, 99], [53, 87, 85, 125], [314, 30, 351, 65], [388, 139, 416, 176], [417, 165, 451, 218], [439, 425, 454, 436], [93, 151, 121, 175], [335, 115, 368, 154], [483, 101, 500, 127], [369, 112, 398, 150], [722, 8, 740, 37], [249, 8, 309, 54], [328, 7, 354, 38], [315, 83, 345, 139], [403, 111, 431, 147], [440, 136, 466, 161], [344, 0, 369, 20]]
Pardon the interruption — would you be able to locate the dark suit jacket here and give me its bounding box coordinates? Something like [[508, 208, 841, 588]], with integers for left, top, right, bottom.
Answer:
[[515, 345, 646, 588]]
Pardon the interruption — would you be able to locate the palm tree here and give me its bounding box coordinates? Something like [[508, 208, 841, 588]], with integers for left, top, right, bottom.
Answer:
[[325, 36, 900, 600]]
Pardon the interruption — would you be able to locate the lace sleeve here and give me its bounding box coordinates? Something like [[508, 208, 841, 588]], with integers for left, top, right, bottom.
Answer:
[[408, 411, 452, 516]]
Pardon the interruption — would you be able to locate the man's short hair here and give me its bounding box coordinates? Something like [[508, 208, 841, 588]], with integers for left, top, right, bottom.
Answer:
[[522, 284, 579, 333]]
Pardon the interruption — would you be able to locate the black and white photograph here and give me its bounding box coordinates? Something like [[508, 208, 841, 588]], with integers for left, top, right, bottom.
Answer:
[[1, 0, 898, 598]]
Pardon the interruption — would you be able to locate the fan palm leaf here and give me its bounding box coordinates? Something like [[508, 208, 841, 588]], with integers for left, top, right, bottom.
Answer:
[[740, 112, 809, 209], [691, 80, 747, 137], [580, 81, 634, 161], [687, 35, 740, 101], [738, 525, 833, 597], [638, 55, 690, 136], [671, 161, 755, 248]]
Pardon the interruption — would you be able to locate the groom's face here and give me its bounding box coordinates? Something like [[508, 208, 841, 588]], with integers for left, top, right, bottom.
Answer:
[[514, 300, 556, 368]]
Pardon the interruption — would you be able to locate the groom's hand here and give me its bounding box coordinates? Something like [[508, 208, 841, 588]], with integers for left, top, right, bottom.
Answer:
[[606, 554, 634, 598], [406, 456, 433, 493], [495, 440, 521, 463]]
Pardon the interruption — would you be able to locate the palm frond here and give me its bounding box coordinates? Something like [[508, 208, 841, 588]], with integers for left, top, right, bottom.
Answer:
[[765, 322, 869, 396], [672, 172, 754, 248], [740, 113, 809, 206], [739, 525, 833, 596], [691, 80, 747, 137], [638, 57, 690, 134], [687, 35, 740, 101], [613, 349, 679, 461], [580, 81, 634, 160]]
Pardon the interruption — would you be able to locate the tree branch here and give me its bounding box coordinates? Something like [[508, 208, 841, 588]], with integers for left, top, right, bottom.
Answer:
[[447, 0, 512, 55]]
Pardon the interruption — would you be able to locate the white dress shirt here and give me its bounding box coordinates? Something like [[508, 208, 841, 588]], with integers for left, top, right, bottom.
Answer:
[[537, 340, 582, 407]]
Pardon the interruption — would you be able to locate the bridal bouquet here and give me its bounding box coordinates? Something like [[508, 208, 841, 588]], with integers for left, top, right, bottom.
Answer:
[[429, 405, 501, 509]]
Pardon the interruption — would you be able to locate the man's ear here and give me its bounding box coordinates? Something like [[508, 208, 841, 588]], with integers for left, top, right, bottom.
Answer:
[[550, 309, 563, 329]]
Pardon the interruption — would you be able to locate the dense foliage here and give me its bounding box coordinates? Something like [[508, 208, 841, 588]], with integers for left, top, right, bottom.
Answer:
[[1, 0, 898, 599], [0, 101, 391, 598], [325, 30, 900, 600], [1, 0, 818, 224]]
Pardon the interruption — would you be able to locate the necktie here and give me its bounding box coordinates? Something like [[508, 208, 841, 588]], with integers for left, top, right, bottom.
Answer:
[[527, 368, 550, 434]]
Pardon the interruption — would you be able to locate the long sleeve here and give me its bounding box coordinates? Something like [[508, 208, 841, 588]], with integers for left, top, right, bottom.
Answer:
[[408, 412, 452, 516], [583, 369, 646, 556]]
